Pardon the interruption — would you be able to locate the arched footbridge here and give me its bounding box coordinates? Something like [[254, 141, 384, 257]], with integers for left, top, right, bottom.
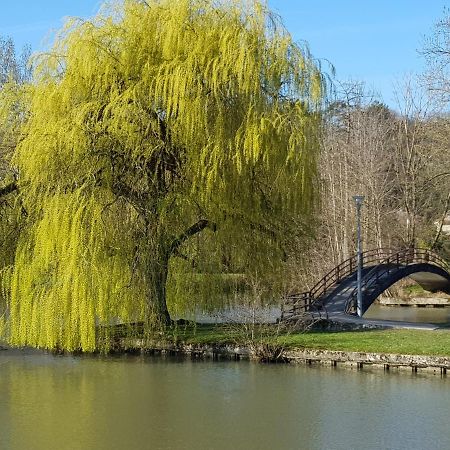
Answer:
[[281, 248, 450, 322]]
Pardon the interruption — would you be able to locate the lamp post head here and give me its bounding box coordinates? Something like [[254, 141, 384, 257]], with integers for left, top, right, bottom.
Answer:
[[353, 195, 365, 208]]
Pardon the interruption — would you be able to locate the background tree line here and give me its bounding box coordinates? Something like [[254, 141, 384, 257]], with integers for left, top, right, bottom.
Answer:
[[281, 11, 450, 292], [292, 80, 450, 289]]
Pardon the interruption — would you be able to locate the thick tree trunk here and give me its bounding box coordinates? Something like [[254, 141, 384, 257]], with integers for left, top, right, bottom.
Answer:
[[142, 219, 172, 326], [143, 218, 212, 327], [150, 259, 171, 326], [146, 248, 172, 326]]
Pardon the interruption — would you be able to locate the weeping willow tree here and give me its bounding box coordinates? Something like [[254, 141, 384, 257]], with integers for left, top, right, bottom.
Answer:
[[0, 37, 31, 340], [1, 0, 327, 351]]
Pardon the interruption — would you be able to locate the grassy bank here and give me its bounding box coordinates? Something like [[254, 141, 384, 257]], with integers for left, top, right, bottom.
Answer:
[[166, 325, 450, 357], [3, 324, 450, 358], [276, 329, 450, 356]]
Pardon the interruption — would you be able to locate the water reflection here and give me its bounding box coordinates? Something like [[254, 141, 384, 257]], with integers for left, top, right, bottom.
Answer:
[[0, 349, 449, 450]]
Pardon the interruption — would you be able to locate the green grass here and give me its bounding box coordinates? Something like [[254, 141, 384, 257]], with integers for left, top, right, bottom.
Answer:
[[164, 324, 450, 357], [401, 284, 428, 296], [276, 329, 450, 356]]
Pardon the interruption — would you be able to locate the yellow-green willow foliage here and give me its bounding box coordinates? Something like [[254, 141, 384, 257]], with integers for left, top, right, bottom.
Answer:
[[0, 80, 30, 342], [8, 189, 150, 350], [6, 0, 326, 351]]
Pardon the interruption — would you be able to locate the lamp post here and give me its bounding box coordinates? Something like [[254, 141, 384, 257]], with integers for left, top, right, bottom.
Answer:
[[353, 195, 364, 317]]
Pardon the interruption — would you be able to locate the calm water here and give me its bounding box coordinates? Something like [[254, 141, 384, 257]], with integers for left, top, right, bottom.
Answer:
[[1, 349, 449, 450], [196, 304, 450, 325], [365, 304, 450, 324]]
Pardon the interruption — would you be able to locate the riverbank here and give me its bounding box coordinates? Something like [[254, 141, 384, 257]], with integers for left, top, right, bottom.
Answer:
[[107, 325, 450, 373], [153, 325, 450, 357], [3, 326, 450, 374], [377, 297, 449, 307], [132, 342, 450, 374]]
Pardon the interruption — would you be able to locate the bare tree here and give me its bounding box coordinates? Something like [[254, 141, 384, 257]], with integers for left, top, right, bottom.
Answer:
[[321, 83, 399, 258], [393, 77, 450, 249], [0, 36, 31, 179], [0, 37, 31, 87], [286, 77, 450, 294], [421, 9, 450, 106]]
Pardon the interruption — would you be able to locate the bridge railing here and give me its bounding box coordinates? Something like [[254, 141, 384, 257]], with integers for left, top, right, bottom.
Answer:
[[344, 248, 449, 314], [282, 248, 392, 320], [282, 247, 449, 321]]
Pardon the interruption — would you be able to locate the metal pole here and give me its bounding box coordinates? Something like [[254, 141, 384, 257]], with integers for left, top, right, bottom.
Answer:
[[353, 196, 364, 317]]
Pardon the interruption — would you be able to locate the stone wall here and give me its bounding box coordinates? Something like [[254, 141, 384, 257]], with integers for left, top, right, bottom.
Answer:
[[116, 338, 450, 374]]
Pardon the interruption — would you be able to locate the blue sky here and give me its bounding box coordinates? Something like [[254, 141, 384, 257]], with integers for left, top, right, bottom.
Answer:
[[1, 0, 447, 107]]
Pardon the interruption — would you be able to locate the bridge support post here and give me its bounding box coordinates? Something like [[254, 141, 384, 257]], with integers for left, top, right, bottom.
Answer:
[[353, 195, 364, 317]]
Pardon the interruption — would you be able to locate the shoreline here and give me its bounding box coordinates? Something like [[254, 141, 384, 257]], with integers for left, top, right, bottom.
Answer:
[[114, 340, 450, 375], [3, 323, 450, 376], [377, 297, 449, 307], [285, 348, 449, 374], [2, 341, 449, 375]]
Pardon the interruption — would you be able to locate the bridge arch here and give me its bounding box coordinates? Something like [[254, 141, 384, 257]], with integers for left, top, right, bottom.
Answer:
[[281, 248, 450, 322], [354, 263, 450, 316]]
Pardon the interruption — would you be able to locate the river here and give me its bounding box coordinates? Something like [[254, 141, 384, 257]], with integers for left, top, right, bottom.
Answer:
[[1, 348, 449, 450], [364, 304, 450, 324], [195, 304, 450, 326]]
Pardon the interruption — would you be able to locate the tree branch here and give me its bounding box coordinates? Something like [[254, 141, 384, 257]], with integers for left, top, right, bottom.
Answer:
[[170, 219, 215, 254], [423, 171, 450, 187], [0, 181, 18, 198]]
